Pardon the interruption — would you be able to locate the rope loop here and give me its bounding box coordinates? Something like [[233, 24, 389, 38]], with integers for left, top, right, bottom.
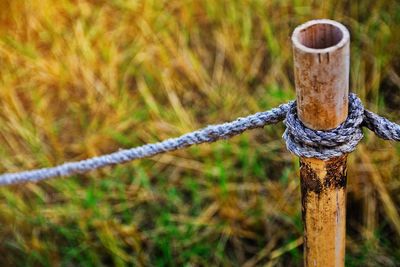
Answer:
[[283, 93, 365, 159]]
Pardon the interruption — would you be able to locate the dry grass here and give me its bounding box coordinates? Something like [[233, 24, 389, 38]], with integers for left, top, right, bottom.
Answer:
[[0, 0, 399, 266]]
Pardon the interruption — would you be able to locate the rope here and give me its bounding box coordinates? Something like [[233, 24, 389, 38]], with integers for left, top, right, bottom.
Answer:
[[0, 103, 291, 185], [0, 93, 399, 185], [283, 94, 365, 159]]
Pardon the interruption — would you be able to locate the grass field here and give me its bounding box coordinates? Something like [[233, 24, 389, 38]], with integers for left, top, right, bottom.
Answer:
[[0, 0, 400, 266]]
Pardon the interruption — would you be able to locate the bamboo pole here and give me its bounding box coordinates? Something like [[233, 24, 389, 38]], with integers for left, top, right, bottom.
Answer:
[[291, 19, 350, 267]]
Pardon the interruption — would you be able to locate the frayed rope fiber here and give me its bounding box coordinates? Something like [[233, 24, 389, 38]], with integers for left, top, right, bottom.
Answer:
[[0, 93, 399, 185]]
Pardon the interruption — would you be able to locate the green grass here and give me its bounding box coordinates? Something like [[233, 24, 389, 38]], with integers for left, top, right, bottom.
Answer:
[[0, 0, 400, 266]]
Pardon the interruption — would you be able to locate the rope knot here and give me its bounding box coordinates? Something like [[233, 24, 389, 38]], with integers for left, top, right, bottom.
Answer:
[[283, 93, 365, 160]]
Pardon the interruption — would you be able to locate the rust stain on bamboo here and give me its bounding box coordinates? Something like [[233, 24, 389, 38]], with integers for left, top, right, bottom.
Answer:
[[300, 155, 347, 219], [300, 155, 347, 267], [300, 155, 347, 194], [325, 155, 347, 188]]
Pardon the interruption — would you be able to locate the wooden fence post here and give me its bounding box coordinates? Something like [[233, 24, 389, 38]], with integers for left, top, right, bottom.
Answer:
[[291, 19, 350, 267]]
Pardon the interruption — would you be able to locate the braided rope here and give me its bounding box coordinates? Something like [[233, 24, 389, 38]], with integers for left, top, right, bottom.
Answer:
[[363, 109, 400, 141], [283, 94, 365, 159], [0, 103, 290, 185], [0, 93, 399, 185]]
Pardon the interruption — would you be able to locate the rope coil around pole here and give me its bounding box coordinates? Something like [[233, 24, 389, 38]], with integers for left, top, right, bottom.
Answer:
[[0, 93, 399, 185], [283, 93, 365, 159]]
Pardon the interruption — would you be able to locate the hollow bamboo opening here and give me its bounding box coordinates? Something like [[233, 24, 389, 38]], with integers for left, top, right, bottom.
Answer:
[[296, 23, 343, 49], [292, 19, 349, 55]]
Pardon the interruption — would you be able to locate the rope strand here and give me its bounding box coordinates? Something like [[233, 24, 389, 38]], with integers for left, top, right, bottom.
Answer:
[[0, 103, 290, 185]]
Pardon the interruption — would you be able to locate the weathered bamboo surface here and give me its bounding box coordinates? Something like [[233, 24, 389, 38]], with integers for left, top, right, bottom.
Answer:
[[292, 19, 350, 267]]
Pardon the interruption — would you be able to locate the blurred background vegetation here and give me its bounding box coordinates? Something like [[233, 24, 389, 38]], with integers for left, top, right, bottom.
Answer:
[[0, 0, 399, 266]]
